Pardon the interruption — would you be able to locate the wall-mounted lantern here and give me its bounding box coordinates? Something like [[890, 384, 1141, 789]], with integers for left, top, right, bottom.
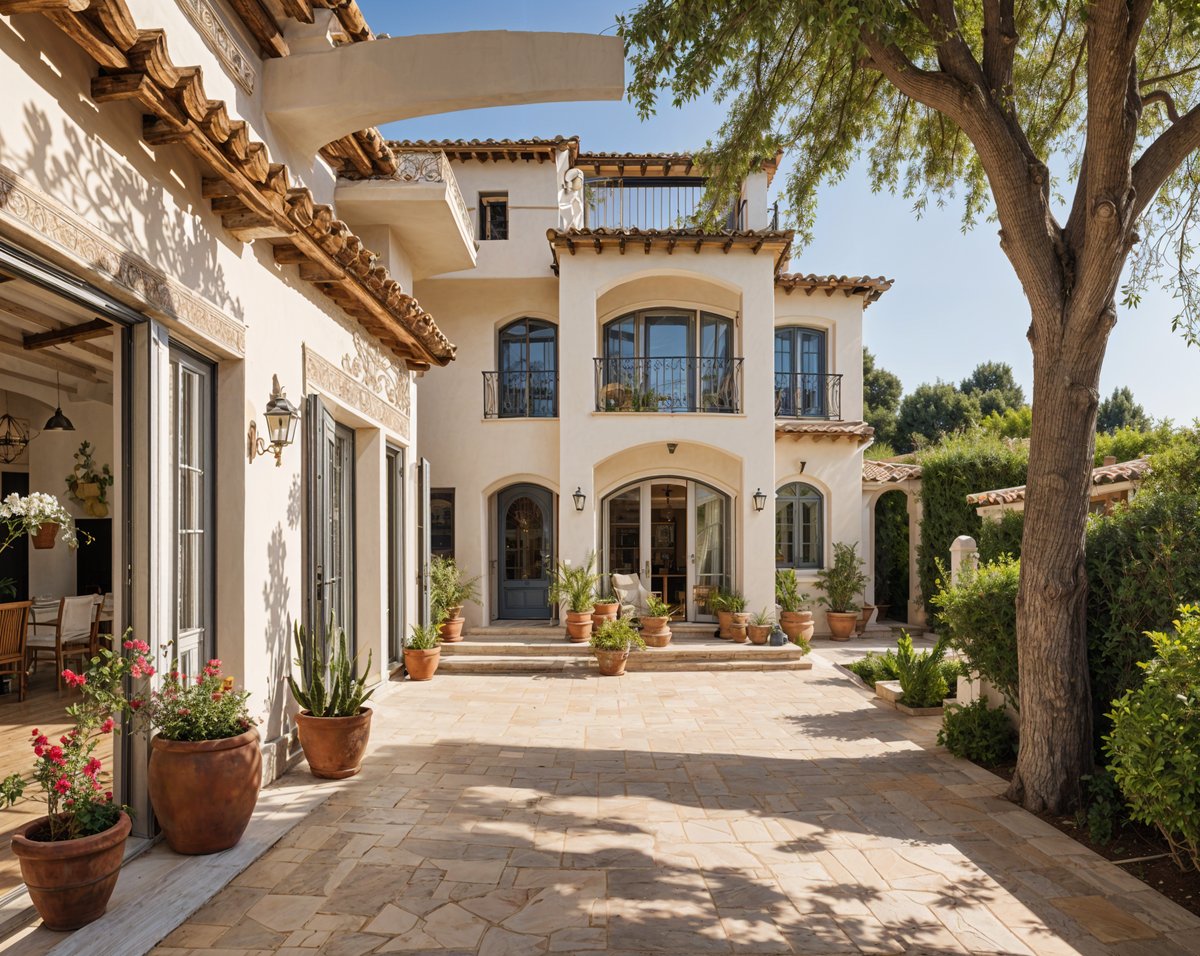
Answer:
[[752, 488, 767, 512], [248, 375, 300, 467], [572, 487, 586, 511]]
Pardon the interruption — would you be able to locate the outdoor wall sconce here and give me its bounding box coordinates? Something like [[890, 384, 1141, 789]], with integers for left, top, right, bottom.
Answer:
[[572, 487, 586, 511], [248, 375, 300, 467], [667, 442, 678, 454], [752, 488, 767, 512], [798, 460, 807, 474]]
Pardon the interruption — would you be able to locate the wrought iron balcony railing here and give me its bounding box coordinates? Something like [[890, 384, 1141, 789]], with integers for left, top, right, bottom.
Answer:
[[774, 371, 843, 419], [583, 178, 750, 231], [483, 370, 558, 419], [394, 149, 471, 238], [594, 356, 744, 413]]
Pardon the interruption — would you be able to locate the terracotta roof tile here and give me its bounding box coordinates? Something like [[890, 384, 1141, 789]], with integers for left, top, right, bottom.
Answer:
[[546, 228, 794, 274], [776, 273, 894, 307], [387, 137, 579, 163], [863, 460, 922, 482], [967, 457, 1150, 506], [776, 420, 875, 444]]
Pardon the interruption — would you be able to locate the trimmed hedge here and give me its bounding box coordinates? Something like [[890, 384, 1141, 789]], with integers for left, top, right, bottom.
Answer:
[[916, 434, 1028, 616], [873, 490, 910, 620], [978, 509, 1024, 563]]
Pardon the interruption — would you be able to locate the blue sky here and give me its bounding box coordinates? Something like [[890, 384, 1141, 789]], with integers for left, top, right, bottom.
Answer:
[[359, 0, 1199, 421]]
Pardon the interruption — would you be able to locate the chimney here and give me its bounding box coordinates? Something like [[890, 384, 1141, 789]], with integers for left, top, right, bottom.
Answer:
[[1102, 455, 1117, 466]]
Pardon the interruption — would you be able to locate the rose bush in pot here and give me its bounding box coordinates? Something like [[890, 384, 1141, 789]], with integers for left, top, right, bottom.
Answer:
[[0, 635, 145, 930], [287, 618, 374, 779]]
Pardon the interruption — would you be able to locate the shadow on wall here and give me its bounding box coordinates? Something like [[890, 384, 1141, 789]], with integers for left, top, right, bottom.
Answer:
[[262, 523, 291, 742], [0, 15, 244, 322]]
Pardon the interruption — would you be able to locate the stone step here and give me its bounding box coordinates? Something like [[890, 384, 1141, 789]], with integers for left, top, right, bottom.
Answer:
[[436, 654, 813, 674], [440, 641, 808, 660]]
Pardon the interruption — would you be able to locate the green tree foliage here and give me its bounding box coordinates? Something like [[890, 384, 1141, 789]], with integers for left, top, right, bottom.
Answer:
[[981, 405, 1033, 439], [915, 433, 1028, 617], [978, 510, 1025, 563], [864, 348, 902, 447], [961, 362, 1026, 417], [1094, 422, 1178, 465], [873, 490, 910, 621], [895, 382, 980, 453], [1097, 387, 1153, 435]]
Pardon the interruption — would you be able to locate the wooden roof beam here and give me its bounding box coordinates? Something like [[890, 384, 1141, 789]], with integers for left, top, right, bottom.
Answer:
[[23, 318, 111, 350]]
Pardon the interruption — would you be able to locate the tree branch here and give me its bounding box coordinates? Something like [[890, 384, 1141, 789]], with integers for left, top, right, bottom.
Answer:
[[1132, 101, 1200, 221], [1142, 89, 1181, 123], [982, 0, 1017, 98]]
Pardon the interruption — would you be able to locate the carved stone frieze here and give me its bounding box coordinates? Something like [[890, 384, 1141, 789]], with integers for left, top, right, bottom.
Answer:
[[341, 331, 411, 418], [176, 0, 257, 93], [305, 343, 410, 439], [0, 164, 245, 355]]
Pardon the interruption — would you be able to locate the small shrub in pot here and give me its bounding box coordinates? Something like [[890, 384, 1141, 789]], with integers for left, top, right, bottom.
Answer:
[[404, 623, 443, 681], [550, 552, 599, 642], [748, 608, 773, 645], [589, 618, 647, 676], [640, 594, 674, 647], [429, 556, 479, 642], [775, 570, 813, 643], [816, 542, 867, 641]]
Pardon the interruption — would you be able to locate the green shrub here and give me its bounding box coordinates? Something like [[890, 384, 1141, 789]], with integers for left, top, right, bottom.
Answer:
[[846, 650, 900, 688], [1094, 423, 1177, 467], [978, 509, 1024, 563], [937, 699, 1015, 766], [931, 555, 1020, 709], [590, 618, 646, 652], [915, 433, 1028, 617], [1105, 607, 1200, 871], [1079, 768, 1123, 845], [895, 633, 949, 708]]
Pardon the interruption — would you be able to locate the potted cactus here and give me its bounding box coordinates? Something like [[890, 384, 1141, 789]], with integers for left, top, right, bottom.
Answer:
[[430, 556, 479, 642], [747, 608, 773, 645], [589, 618, 646, 676], [775, 570, 814, 644], [287, 618, 375, 779], [816, 542, 868, 641], [640, 594, 674, 647]]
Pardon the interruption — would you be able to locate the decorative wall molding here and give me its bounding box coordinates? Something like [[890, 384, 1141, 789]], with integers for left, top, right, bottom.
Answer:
[[0, 165, 246, 356], [341, 331, 411, 419], [304, 343, 410, 439], [176, 0, 258, 94]]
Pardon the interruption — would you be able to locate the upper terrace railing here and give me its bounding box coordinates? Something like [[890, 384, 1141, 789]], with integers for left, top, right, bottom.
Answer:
[[774, 372, 843, 420], [393, 149, 472, 235], [584, 178, 743, 231], [483, 371, 558, 419]]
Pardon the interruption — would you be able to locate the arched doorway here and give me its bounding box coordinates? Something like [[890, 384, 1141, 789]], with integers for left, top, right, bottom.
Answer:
[[496, 483, 555, 619], [873, 490, 910, 623], [601, 477, 730, 621]]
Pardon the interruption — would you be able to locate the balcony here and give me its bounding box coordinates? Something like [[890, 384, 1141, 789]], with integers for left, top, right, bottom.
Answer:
[[334, 150, 476, 279], [483, 370, 558, 419], [594, 357, 744, 413], [585, 178, 756, 231], [774, 372, 842, 419]]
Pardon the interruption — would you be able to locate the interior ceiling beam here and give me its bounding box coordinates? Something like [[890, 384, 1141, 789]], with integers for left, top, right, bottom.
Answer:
[[23, 317, 111, 350], [0, 294, 114, 365], [0, 336, 104, 383], [0, 366, 79, 396]]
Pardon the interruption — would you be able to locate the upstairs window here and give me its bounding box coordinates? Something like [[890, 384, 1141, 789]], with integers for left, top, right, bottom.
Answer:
[[479, 193, 508, 240]]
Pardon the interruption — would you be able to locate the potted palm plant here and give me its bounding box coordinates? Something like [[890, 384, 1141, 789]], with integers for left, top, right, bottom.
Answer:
[[816, 542, 869, 641], [775, 569, 814, 643], [748, 608, 773, 645], [404, 623, 442, 681], [640, 594, 674, 647], [143, 654, 259, 855], [0, 635, 145, 930], [429, 556, 479, 642], [287, 618, 375, 779], [589, 618, 647, 676], [727, 591, 749, 643], [549, 552, 599, 642]]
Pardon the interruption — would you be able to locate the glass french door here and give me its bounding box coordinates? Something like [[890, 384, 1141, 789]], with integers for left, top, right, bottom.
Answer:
[[775, 327, 827, 417], [307, 395, 355, 650], [496, 484, 553, 619], [169, 346, 215, 677]]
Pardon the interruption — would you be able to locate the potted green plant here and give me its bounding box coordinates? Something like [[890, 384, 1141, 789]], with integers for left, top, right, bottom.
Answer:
[[143, 653, 259, 855], [1, 491, 81, 552], [549, 552, 599, 642], [0, 635, 144, 930], [748, 608, 773, 645], [640, 594, 675, 647], [816, 541, 868, 641], [591, 589, 620, 629], [726, 591, 749, 643], [65, 441, 114, 518], [589, 618, 647, 676], [710, 589, 733, 639], [775, 569, 814, 643], [287, 617, 375, 779], [404, 623, 442, 681], [429, 556, 479, 642]]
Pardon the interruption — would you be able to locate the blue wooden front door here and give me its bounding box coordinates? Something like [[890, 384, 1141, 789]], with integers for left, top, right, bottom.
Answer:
[[497, 484, 553, 619]]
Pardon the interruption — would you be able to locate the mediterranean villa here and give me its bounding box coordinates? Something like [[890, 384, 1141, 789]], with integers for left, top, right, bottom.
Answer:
[[0, 0, 921, 901]]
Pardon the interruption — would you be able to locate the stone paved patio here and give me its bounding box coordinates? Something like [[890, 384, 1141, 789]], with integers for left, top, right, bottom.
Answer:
[[152, 651, 1200, 955]]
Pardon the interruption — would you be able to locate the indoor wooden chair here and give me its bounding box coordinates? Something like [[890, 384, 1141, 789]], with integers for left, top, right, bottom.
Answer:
[[0, 601, 32, 702], [26, 596, 100, 691]]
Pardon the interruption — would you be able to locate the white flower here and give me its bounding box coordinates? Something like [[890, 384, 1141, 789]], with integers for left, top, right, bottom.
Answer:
[[0, 493, 79, 552]]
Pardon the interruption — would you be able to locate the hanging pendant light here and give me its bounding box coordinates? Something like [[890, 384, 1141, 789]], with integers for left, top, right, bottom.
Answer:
[[42, 373, 74, 432], [0, 392, 29, 464]]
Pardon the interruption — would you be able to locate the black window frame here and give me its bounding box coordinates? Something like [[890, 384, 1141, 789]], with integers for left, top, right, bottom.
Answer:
[[775, 481, 824, 570], [430, 488, 455, 560]]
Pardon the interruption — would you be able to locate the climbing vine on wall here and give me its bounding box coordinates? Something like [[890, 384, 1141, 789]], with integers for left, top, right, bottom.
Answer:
[[873, 490, 909, 621]]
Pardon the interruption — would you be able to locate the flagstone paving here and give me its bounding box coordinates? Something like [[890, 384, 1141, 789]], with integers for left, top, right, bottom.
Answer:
[[152, 652, 1200, 955]]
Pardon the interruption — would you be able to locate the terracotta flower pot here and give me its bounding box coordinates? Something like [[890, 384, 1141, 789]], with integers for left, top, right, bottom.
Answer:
[[404, 647, 440, 681], [747, 624, 771, 645], [565, 610, 593, 643], [31, 523, 59, 550], [295, 707, 373, 780], [856, 604, 876, 635], [729, 623, 748, 643], [11, 812, 131, 931], [149, 728, 261, 855], [716, 609, 734, 639], [591, 602, 619, 628], [825, 611, 859, 642], [780, 610, 815, 644], [438, 614, 465, 642], [641, 615, 672, 647], [595, 649, 629, 676]]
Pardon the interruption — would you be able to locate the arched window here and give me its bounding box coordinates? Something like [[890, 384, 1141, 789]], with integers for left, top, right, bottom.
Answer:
[[776, 482, 823, 569], [495, 319, 557, 418], [774, 326, 828, 417]]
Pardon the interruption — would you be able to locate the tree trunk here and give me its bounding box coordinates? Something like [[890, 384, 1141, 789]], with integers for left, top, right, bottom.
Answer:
[[1007, 304, 1110, 814]]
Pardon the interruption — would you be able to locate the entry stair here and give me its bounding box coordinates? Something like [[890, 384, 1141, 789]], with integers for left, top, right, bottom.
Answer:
[[438, 622, 814, 674]]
